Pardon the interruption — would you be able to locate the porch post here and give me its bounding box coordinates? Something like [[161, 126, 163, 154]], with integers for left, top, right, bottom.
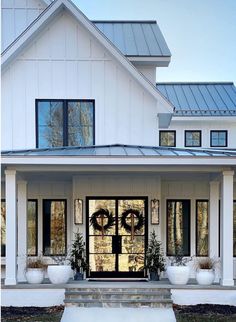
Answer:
[[220, 170, 234, 286], [17, 181, 28, 282], [209, 181, 219, 258], [5, 170, 17, 285]]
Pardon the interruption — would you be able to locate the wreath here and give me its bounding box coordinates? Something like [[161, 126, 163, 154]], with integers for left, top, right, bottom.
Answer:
[[90, 208, 115, 235], [120, 209, 144, 235]]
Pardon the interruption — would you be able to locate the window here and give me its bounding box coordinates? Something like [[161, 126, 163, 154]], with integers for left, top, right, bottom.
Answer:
[[159, 131, 176, 147], [43, 200, 67, 255], [36, 100, 95, 148], [27, 200, 38, 256], [210, 130, 227, 147], [185, 131, 201, 147], [234, 201, 236, 257], [1, 200, 6, 257], [196, 200, 208, 256], [167, 200, 190, 256]]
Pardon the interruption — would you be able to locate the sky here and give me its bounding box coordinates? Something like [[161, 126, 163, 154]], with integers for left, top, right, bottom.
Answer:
[[72, 0, 236, 83]]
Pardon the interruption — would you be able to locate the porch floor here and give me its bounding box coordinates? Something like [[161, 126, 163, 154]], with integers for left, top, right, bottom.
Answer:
[[2, 278, 236, 290]]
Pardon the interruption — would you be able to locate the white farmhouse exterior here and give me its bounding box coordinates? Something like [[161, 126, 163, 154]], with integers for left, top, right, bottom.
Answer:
[[1, 0, 236, 294]]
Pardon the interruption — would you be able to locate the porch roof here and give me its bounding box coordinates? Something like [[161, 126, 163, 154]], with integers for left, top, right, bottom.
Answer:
[[2, 144, 236, 157]]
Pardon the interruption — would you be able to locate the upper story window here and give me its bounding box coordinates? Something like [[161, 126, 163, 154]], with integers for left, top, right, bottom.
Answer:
[[185, 130, 201, 147], [36, 100, 95, 148], [210, 130, 227, 147], [159, 131, 176, 147]]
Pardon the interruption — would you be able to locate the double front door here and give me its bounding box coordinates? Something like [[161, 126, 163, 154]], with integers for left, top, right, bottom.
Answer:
[[87, 197, 148, 278]]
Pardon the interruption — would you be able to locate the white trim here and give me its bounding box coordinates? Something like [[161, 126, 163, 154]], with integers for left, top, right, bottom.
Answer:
[[43, 0, 53, 5], [2, 155, 236, 166], [130, 56, 171, 67], [1, 0, 173, 113], [172, 116, 236, 122]]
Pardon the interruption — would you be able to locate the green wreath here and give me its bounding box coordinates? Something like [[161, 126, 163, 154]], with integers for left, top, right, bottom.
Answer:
[[120, 209, 144, 233], [90, 208, 115, 232]]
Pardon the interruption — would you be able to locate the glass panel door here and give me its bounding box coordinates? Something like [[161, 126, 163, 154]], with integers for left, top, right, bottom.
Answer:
[[87, 197, 147, 278]]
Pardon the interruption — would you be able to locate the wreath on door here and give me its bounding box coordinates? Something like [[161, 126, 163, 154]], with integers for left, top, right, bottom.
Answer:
[[90, 208, 115, 236], [120, 209, 144, 238]]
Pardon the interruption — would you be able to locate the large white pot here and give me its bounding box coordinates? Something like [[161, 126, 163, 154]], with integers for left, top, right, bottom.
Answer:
[[167, 266, 190, 285], [25, 268, 45, 284], [196, 269, 215, 285], [47, 265, 72, 284]]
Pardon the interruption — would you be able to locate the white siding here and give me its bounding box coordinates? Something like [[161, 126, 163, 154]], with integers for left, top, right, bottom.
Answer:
[[1, 0, 47, 51], [1, 11, 158, 150], [136, 66, 156, 85]]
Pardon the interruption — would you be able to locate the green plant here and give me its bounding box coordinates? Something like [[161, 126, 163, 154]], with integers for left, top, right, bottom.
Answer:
[[169, 241, 191, 266], [145, 231, 165, 274], [69, 231, 88, 273], [26, 256, 47, 270]]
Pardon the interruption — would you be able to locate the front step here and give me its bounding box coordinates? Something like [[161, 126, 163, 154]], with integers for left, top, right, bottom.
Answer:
[[64, 287, 173, 308]]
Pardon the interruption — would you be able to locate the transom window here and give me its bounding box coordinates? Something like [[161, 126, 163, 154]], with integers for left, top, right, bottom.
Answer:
[[210, 130, 227, 147], [159, 131, 176, 147], [36, 100, 95, 148], [185, 131, 201, 147]]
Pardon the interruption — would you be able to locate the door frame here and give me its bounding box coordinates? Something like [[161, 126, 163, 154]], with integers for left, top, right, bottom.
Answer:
[[86, 196, 148, 278]]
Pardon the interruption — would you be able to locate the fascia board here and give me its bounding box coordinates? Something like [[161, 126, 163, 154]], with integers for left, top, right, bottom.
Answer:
[[1, 0, 174, 113], [172, 116, 236, 122]]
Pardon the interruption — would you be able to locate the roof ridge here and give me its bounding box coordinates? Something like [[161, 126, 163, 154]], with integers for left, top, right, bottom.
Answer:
[[157, 82, 234, 85]]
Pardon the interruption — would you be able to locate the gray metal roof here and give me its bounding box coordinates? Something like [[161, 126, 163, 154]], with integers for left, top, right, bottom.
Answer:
[[2, 144, 236, 157], [157, 82, 236, 116], [93, 21, 171, 57]]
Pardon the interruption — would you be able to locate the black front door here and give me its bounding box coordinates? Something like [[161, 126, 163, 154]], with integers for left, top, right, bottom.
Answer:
[[87, 197, 148, 278]]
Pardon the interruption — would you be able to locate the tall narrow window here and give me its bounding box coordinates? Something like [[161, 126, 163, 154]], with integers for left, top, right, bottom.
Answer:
[[167, 200, 190, 256], [159, 131, 176, 147], [27, 200, 38, 256], [1, 200, 6, 257], [234, 201, 236, 257], [36, 100, 95, 148], [210, 130, 227, 147], [43, 200, 66, 255], [185, 131, 201, 147], [196, 200, 208, 256]]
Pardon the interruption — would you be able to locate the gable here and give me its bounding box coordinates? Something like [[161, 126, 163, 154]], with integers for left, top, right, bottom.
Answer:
[[1, 0, 50, 51]]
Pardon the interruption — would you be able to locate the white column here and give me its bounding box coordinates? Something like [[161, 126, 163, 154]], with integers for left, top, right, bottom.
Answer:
[[220, 170, 234, 286], [209, 181, 219, 258], [17, 181, 27, 282], [5, 170, 17, 285]]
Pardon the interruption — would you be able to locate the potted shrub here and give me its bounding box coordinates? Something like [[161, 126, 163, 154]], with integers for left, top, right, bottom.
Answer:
[[69, 231, 88, 280], [195, 257, 217, 285], [145, 231, 165, 281], [25, 256, 46, 284], [167, 242, 191, 285]]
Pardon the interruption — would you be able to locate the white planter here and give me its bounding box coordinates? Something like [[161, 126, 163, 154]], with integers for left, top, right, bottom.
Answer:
[[167, 266, 190, 285], [47, 265, 72, 284], [196, 269, 215, 285], [25, 268, 45, 284]]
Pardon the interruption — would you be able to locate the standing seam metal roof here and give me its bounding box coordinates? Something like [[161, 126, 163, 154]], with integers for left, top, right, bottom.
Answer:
[[157, 82, 236, 116], [93, 21, 171, 57]]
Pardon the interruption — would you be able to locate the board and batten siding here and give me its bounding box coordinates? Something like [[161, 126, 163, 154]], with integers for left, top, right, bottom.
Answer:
[[1, 10, 159, 150], [1, 0, 47, 51]]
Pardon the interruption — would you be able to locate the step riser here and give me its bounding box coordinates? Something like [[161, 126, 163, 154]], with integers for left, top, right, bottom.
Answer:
[[65, 302, 173, 308], [65, 295, 170, 300]]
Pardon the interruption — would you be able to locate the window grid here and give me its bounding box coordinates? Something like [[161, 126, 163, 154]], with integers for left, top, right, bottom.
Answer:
[[185, 130, 201, 147]]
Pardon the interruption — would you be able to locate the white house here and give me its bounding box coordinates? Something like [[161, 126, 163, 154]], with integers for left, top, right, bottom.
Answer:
[[1, 0, 236, 295]]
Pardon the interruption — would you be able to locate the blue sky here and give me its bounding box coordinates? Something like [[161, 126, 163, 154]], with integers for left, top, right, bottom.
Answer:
[[73, 0, 236, 83]]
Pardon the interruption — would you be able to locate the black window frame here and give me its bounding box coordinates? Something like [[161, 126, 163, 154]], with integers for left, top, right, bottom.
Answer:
[[35, 99, 95, 148], [166, 199, 191, 256], [196, 199, 209, 257], [210, 130, 228, 147], [185, 130, 202, 147], [42, 199, 67, 256], [159, 130, 176, 147], [27, 199, 38, 257]]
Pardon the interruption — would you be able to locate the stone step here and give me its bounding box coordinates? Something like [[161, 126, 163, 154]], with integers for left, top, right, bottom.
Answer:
[[65, 293, 170, 301], [65, 290, 170, 296], [64, 298, 173, 308]]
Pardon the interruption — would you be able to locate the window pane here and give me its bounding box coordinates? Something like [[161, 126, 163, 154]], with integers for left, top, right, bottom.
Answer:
[[43, 200, 66, 255], [196, 201, 208, 256], [1, 201, 6, 257], [234, 202, 236, 257], [68, 102, 94, 146], [211, 131, 227, 147], [37, 101, 63, 148], [27, 201, 37, 256], [160, 131, 175, 147], [167, 200, 190, 256], [185, 131, 201, 147]]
